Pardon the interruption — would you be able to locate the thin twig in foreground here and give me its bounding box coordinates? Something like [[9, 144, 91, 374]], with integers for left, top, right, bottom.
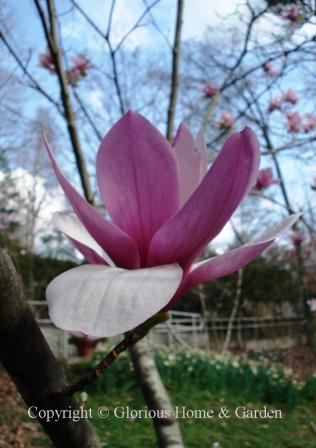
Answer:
[[58, 313, 169, 398]]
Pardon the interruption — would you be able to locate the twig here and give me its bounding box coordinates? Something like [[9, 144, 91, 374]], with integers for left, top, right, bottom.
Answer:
[[222, 269, 243, 353], [70, 0, 125, 114], [58, 313, 169, 398], [0, 30, 63, 115], [70, 0, 161, 116]]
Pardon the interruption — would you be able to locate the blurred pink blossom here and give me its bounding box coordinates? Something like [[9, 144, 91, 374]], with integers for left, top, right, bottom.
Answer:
[[286, 111, 302, 133], [72, 54, 92, 73], [283, 89, 299, 104], [282, 5, 302, 23], [290, 230, 304, 246], [203, 81, 218, 99], [268, 97, 282, 113], [39, 49, 56, 74], [68, 55, 92, 86], [67, 68, 82, 86], [254, 168, 279, 190], [303, 114, 316, 133], [216, 112, 234, 130], [262, 62, 278, 77]]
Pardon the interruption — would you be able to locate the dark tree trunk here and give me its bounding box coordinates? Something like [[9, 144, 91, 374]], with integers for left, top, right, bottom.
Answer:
[[0, 250, 100, 448]]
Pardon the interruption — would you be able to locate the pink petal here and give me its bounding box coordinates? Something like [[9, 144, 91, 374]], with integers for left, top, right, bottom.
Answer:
[[180, 213, 301, 295], [148, 128, 260, 269], [69, 239, 108, 264], [53, 211, 114, 265], [43, 135, 139, 269], [194, 128, 208, 178], [172, 123, 205, 205], [96, 111, 180, 263]]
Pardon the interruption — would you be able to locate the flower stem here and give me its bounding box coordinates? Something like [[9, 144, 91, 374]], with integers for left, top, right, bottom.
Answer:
[[57, 313, 169, 398]]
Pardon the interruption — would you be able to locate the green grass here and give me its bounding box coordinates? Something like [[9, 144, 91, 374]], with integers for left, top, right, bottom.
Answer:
[[67, 349, 316, 447], [2, 349, 316, 447], [79, 382, 316, 448]]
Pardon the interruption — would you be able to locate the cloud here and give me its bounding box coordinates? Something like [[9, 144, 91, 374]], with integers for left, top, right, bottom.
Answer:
[[89, 89, 103, 109], [7, 168, 65, 251]]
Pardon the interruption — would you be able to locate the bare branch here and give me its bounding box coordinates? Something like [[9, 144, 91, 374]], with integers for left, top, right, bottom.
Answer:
[[33, 0, 95, 204], [166, 0, 184, 141], [70, 0, 125, 114], [0, 30, 63, 115], [114, 0, 161, 53]]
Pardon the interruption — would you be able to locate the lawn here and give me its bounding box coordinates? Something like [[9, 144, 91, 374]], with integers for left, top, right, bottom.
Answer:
[[1, 349, 316, 447]]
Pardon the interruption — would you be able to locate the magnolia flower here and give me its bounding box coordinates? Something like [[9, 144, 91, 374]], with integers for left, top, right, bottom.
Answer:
[[282, 5, 302, 23], [283, 89, 299, 105], [67, 55, 92, 86], [72, 54, 92, 73], [39, 49, 56, 74], [254, 168, 279, 190], [290, 230, 304, 246], [268, 97, 282, 113], [303, 114, 316, 133], [44, 111, 299, 338], [307, 298, 316, 312], [286, 111, 302, 133], [203, 81, 218, 99], [67, 68, 82, 86], [262, 62, 278, 78], [217, 112, 234, 130]]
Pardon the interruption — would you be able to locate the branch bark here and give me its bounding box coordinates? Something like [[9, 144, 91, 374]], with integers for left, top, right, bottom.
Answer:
[[0, 250, 100, 448], [222, 269, 243, 353], [33, 0, 95, 205], [130, 337, 184, 448], [166, 0, 184, 141], [252, 103, 315, 347]]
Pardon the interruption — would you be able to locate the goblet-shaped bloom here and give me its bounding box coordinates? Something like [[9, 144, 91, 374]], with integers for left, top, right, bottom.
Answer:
[[303, 114, 316, 133], [283, 89, 299, 105], [254, 168, 279, 190], [217, 112, 234, 130], [282, 5, 302, 23], [286, 111, 302, 133], [72, 54, 92, 73], [203, 81, 218, 99], [262, 62, 278, 78], [268, 97, 282, 113], [290, 230, 304, 246], [44, 111, 299, 338], [39, 49, 56, 74]]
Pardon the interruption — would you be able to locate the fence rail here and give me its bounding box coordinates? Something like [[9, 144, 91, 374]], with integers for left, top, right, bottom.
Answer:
[[28, 300, 308, 356]]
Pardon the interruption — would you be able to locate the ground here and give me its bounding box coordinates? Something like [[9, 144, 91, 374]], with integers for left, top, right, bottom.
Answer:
[[1, 347, 316, 447]]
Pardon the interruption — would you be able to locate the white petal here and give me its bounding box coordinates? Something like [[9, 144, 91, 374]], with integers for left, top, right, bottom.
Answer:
[[46, 264, 183, 337], [53, 211, 115, 267]]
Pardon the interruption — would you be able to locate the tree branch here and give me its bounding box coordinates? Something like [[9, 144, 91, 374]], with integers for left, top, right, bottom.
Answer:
[[33, 0, 95, 205], [0, 30, 63, 115], [0, 250, 100, 448], [58, 313, 169, 398], [166, 0, 184, 141]]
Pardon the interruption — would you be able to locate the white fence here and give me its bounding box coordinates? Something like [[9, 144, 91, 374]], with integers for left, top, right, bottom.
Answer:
[[28, 301, 307, 358]]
